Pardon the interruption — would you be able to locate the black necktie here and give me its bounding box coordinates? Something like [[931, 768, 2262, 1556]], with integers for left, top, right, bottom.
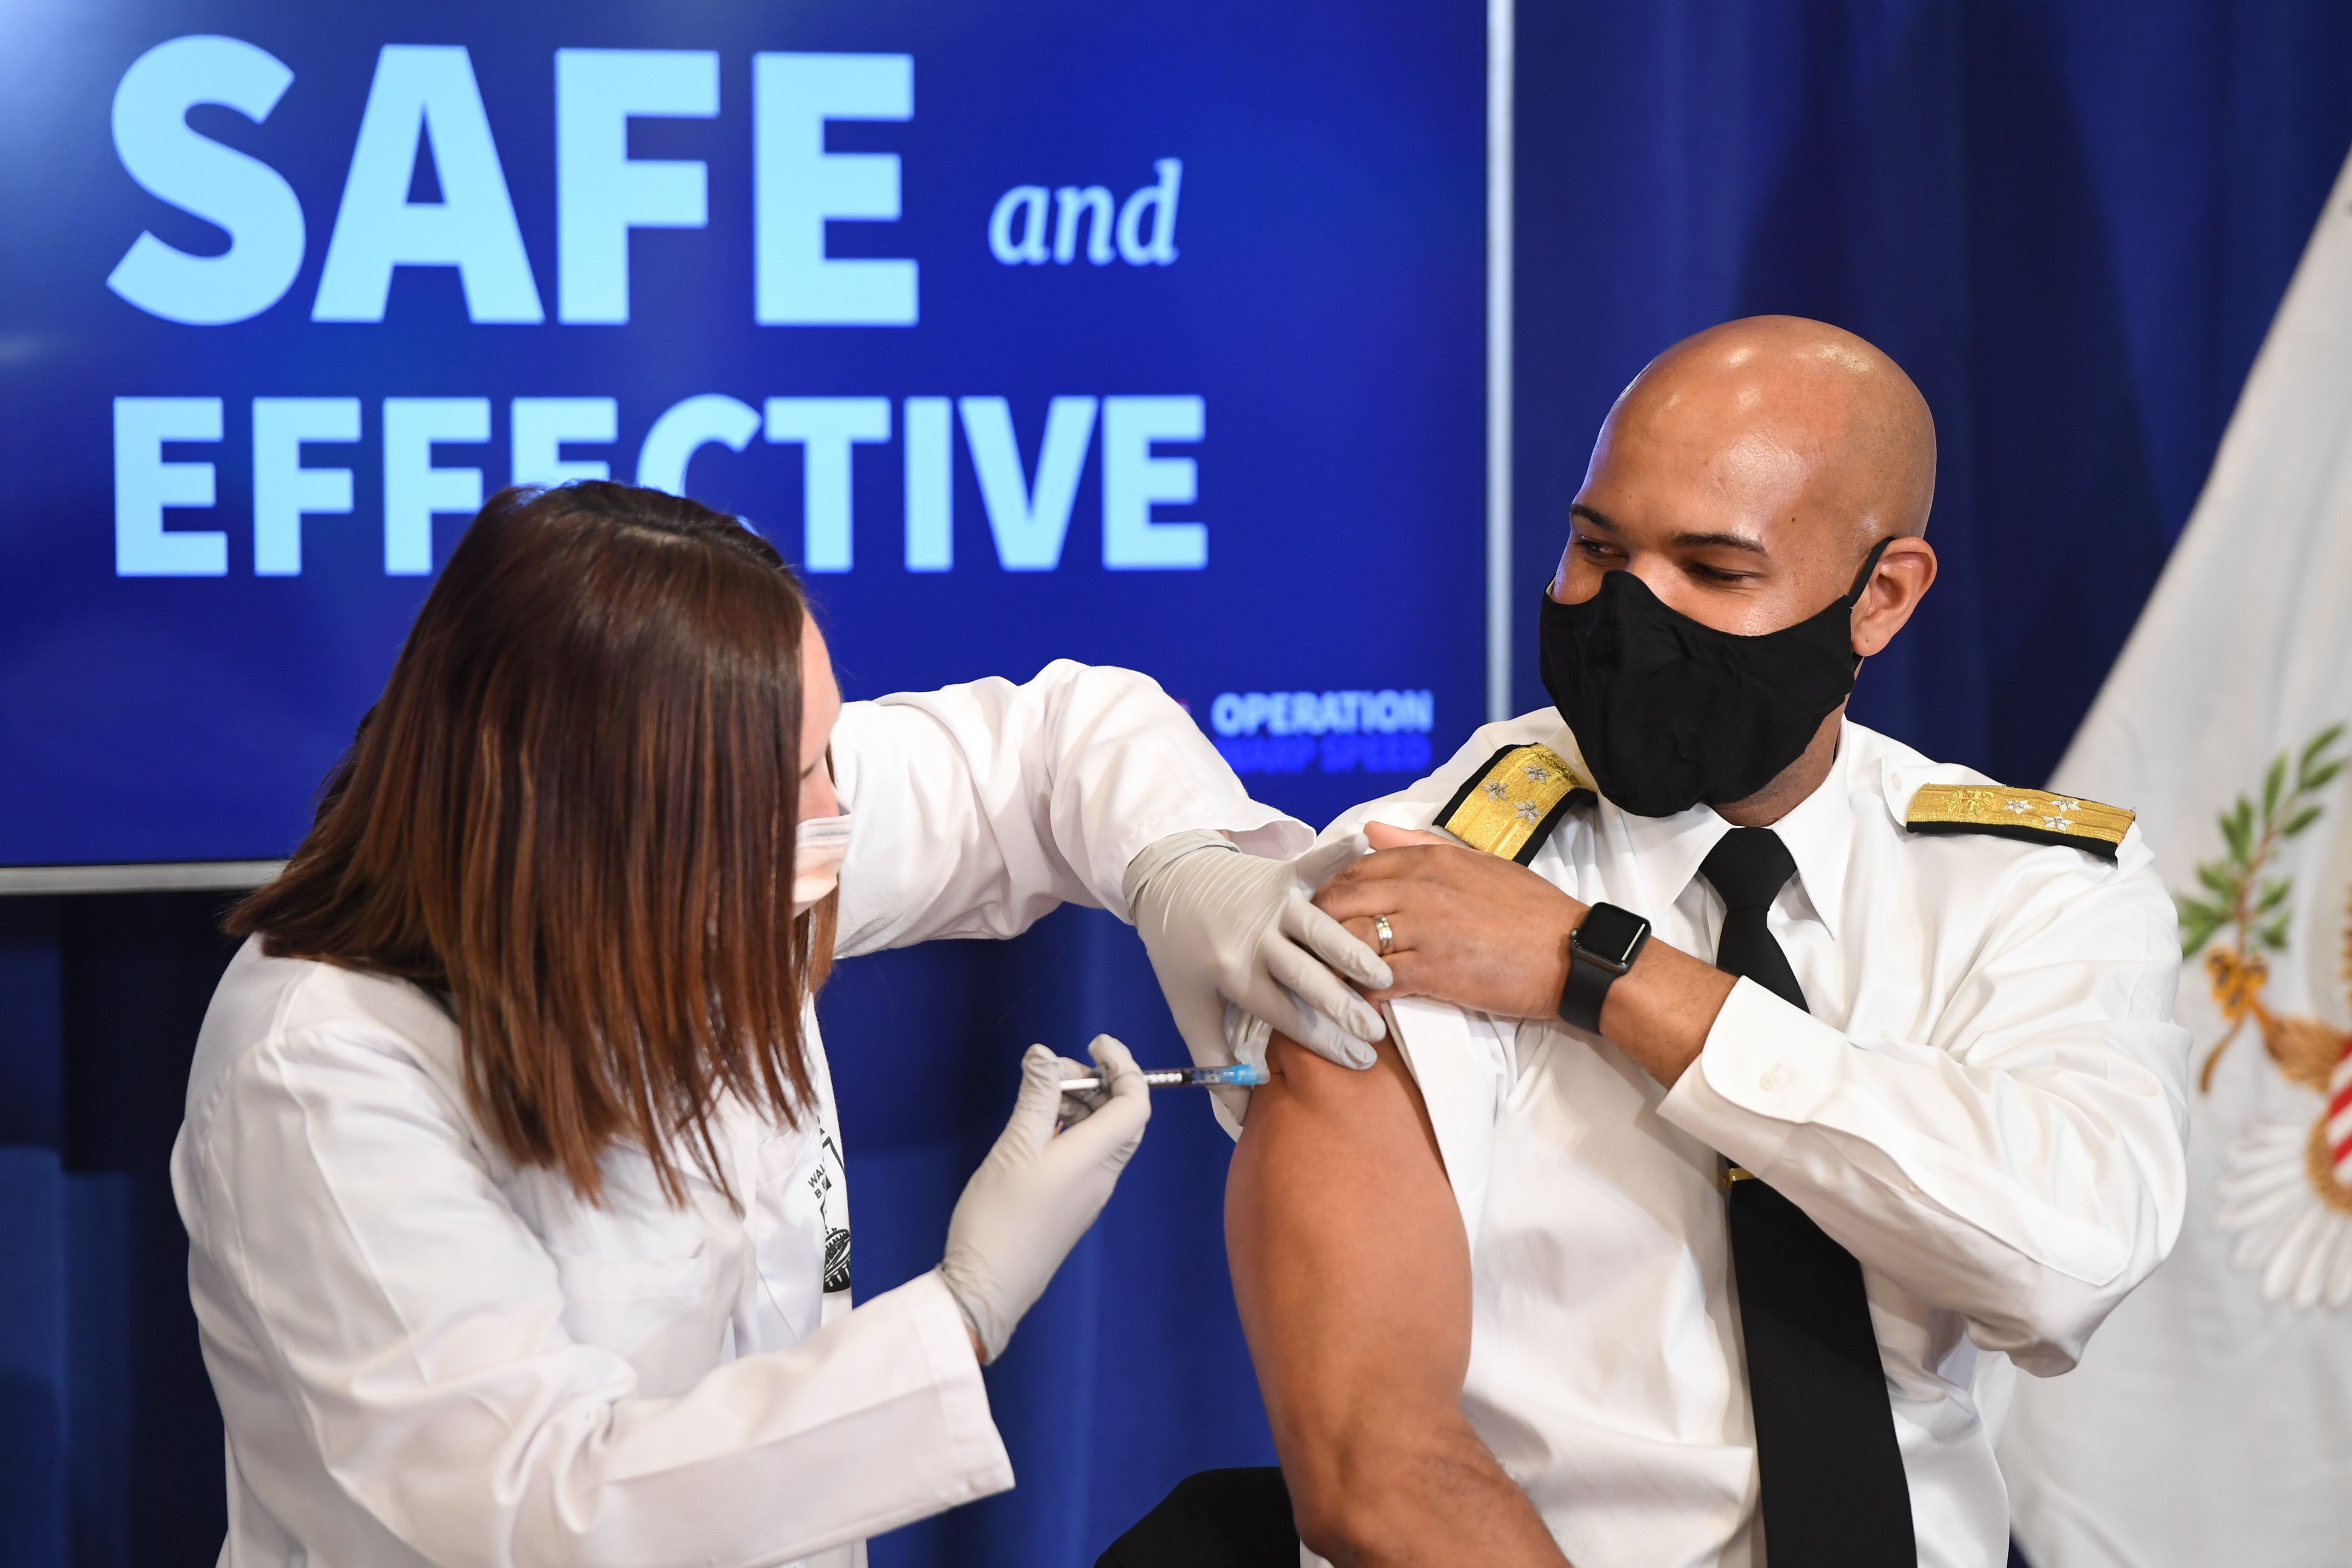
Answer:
[[1699, 828, 1916, 1568]]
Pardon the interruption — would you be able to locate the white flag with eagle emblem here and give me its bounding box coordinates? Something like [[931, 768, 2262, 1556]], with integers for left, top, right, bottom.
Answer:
[[1999, 147, 2352, 1568]]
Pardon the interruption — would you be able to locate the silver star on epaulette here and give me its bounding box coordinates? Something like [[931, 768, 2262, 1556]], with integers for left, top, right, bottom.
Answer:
[[2042, 815, 2072, 832], [2004, 798, 2033, 815], [1514, 799, 1542, 822], [2048, 798, 2082, 812], [1522, 763, 1552, 784], [1481, 780, 1510, 801]]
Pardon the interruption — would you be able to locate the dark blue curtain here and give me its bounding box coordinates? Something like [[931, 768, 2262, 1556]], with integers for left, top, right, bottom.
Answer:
[[0, 896, 242, 1568], [1511, 0, 2352, 785], [8, 5, 2352, 1567]]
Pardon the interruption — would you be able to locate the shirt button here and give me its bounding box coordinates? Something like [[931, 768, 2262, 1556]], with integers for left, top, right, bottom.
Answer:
[[1758, 1066, 1788, 1092]]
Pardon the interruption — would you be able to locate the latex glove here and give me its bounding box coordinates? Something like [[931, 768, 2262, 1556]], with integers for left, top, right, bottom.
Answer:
[[937, 1035, 1150, 1363], [1128, 833, 1392, 1081]]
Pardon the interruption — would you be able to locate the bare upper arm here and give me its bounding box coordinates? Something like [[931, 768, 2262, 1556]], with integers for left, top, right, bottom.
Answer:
[[1225, 1031, 1471, 1472], [1227, 1032, 1573, 1566]]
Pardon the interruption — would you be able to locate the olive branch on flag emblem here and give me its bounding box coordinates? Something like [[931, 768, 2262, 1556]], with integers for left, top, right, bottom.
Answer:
[[2178, 723, 2352, 1307], [2176, 724, 2346, 1094]]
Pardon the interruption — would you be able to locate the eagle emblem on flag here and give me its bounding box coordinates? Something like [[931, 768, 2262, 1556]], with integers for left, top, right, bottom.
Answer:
[[2175, 724, 2352, 1307]]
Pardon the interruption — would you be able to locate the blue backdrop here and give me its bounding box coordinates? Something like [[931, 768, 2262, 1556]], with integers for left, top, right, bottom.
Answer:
[[7, 3, 2352, 1565], [0, 0, 1484, 863]]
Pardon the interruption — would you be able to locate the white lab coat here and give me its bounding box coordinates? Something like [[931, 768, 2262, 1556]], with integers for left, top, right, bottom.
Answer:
[[172, 660, 1308, 1568], [1301, 711, 2189, 1568]]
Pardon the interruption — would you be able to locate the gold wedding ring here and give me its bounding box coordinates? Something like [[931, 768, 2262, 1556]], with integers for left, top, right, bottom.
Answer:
[[1372, 913, 1395, 956]]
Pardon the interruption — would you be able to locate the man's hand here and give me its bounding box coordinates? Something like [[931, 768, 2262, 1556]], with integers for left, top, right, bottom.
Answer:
[[1312, 823, 1586, 1019], [1314, 822, 1734, 1087]]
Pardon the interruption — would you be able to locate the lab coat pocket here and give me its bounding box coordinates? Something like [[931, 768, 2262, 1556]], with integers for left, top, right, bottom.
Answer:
[[548, 1243, 711, 1301], [546, 1241, 718, 1387], [748, 1119, 855, 1355]]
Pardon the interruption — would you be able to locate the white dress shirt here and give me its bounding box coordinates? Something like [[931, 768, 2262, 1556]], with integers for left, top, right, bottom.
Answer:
[[1313, 710, 2190, 1568], [173, 660, 1308, 1568]]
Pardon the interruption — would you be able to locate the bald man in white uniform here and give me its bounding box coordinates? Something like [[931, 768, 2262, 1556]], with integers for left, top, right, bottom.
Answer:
[[1195, 318, 2190, 1568]]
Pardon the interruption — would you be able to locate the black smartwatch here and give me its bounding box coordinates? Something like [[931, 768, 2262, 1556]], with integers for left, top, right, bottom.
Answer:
[[1559, 902, 1651, 1034]]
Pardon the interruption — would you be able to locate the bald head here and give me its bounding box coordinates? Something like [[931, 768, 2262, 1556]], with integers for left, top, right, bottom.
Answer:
[[1554, 315, 1940, 646], [1609, 315, 1936, 547]]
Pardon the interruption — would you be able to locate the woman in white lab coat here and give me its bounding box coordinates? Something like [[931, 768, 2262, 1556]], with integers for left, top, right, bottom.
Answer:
[[172, 483, 1390, 1568]]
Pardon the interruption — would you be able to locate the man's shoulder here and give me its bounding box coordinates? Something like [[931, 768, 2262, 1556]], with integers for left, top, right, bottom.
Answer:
[[1436, 711, 1579, 783], [1429, 729, 1597, 866], [1319, 710, 1576, 843], [1842, 721, 2142, 870], [1813, 730, 2176, 986]]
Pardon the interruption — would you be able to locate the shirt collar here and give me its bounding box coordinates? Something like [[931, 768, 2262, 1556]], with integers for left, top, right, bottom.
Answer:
[[1760, 721, 1855, 939], [1554, 719, 1856, 940]]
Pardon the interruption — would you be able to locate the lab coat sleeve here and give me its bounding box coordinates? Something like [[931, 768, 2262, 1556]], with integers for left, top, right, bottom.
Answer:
[[1658, 829, 2193, 1375], [176, 1020, 1012, 1568], [830, 659, 1310, 956]]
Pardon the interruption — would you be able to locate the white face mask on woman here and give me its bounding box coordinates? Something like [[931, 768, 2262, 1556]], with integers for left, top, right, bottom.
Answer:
[[792, 813, 853, 917]]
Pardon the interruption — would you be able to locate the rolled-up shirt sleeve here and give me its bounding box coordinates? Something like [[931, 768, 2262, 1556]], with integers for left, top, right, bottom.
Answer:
[[830, 659, 1309, 957], [1659, 838, 2192, 1375]]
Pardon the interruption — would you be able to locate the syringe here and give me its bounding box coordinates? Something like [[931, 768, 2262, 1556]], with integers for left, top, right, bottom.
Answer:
[[1056, 1061, 1269, 1094]]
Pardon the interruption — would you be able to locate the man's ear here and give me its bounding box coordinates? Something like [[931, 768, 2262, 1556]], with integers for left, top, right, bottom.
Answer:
[[1851, 536, 1936, 657]]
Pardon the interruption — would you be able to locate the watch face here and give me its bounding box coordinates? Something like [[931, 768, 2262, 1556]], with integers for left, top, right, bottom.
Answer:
[[1575, 903, 1650, 968]]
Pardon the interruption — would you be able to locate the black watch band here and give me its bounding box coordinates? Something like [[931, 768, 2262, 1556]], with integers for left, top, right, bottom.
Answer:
[[1559, 902, 1651, 1034]]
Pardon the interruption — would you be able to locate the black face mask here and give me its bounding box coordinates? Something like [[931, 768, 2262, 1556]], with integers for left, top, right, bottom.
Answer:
[[1538, 537, 1897, 818]]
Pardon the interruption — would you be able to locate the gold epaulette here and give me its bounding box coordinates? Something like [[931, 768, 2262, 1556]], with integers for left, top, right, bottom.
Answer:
[[1905, 783, 2134, 862], [1436, 743, 1596, 864]]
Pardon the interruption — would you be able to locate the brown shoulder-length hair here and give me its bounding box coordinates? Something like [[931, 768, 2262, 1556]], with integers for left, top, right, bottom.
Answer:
[[230, 482, 833, 1206]]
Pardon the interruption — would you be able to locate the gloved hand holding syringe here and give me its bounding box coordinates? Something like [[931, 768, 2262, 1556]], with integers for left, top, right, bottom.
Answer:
[[936, 1040, 1269, 1364]]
